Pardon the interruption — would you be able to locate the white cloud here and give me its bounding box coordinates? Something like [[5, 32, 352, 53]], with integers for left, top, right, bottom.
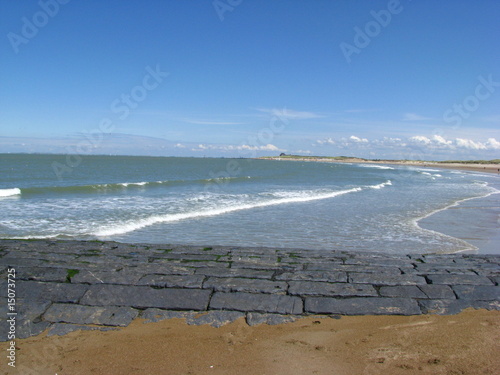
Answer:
[[455, 138, 487, 150], [349, 135, 368, 143], [486, 138, 500, 149], [316, 137, 335, 145], [403, 113, 431, 121], [409, 136, 431, 145], [432, 135, 453, 146], [174, 143, 186, 148]]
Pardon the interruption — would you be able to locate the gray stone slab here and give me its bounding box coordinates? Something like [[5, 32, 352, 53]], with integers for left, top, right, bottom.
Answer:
[[349, 273, 426, 285], [203, 277, 288, 294], [140, 308, 244, 327], [80, 284, 211, 310], [230, 262, 283, 270], [71, 269, 144, 285], [130, 264, 196, 276], [47, 323, 118, 337], [0, 316, 52, 341], [154, 253, 221, 261], [43, 303, 139, 326], [246, 313, 298, 326], [16, 321, 52, 340], [16, 281, 88, 303], [186, 310, 245, 327], [345, 258, 411, 267], [288, 281, 377, 297], [427, 274, 494, 286], [305, 297, 422, 315], [418, 299, 500, 315], [138, 274, 205, 288], [418, 285, 456, 299], [0, 257, 58, 268], [153, 259, 228, 268], [379, 286, 427, 299], [0, 300, 52, 322], [275, 271, 347, 283], [195, 267, 274, 279], [307, 264, 403, 275], [210, 292, 303, 314], [141, 309, 194, 323], [14, 267, 70, 282], [452, 285, 500, 300]]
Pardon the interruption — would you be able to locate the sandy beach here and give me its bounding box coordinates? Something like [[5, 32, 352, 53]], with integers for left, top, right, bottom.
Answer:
[[262, 157, 500, 175], [2, 309, 498, 375]]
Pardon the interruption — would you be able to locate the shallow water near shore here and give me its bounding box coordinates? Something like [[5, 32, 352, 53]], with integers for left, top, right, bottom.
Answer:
[[0, 154, 498, 254]]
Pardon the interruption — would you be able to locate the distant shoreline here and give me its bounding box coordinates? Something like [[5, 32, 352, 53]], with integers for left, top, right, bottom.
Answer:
[[259, 156, 500, 174]]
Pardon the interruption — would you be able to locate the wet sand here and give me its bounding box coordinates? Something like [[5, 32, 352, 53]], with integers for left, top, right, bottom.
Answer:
[[2, 309, 499, 375]]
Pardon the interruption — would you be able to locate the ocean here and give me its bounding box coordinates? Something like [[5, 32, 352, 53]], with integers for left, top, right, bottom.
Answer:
[[1, 154, 499, 254]]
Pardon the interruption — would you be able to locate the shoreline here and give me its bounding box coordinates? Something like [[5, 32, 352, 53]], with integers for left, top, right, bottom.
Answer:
[[262, 156, 500, 255], [261, 157, 500, 174]]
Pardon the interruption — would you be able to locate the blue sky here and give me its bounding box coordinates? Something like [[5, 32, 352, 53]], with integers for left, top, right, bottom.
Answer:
[[1, 0, 499, 159]]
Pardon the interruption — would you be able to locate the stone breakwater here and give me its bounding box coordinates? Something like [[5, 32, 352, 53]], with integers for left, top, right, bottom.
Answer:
[[0, 240, 499, 340]]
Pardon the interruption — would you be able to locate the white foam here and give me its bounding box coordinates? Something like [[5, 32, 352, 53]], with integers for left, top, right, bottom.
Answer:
[[0, 188, 21, 197], [94, 178, 396, 237], [118, 181, 149, 187], [368, 180, 392, 189], [94, 187, 364, 237], [358, 164, 395, 170]]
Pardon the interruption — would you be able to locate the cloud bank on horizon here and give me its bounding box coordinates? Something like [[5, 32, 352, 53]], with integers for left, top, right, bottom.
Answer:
[[1, 1, 499, 160]]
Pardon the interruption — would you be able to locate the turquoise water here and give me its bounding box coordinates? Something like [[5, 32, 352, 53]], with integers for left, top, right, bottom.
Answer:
[[0, 154, 498, 254]]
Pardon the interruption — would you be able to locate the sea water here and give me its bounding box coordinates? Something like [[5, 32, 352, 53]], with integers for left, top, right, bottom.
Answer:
[[1, 154, 498, 254]]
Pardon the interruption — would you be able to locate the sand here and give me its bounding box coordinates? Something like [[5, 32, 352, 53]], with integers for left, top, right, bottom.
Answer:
[[2, 309, 499, 375], [263, 157, 500, 174]]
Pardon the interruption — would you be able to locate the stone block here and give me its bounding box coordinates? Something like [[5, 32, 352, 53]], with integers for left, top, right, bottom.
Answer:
[[195, 267, 274, 279], [418, 285, 456, 299], [138, 274, 205, 288], [186, 310, 245, 327], [275, 271, 347, 283], [452, 285, 500, 300], [349, 273, 426, 285], [16, 281, 88, 303], [246, 313, 298, 326], [418, 299, 500, 315], [71, 269, 144, 285], [379, 286, 427, 298], [80, 284, 211, 310], [305, 297, 421, 315], [203, 277, 288, 294], [427, 274, 494, 286], [43, 303, 139, 326], [210, 292, 303, 314], [288, 281, 377, 297]]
